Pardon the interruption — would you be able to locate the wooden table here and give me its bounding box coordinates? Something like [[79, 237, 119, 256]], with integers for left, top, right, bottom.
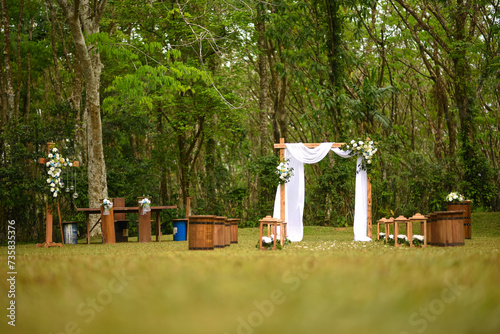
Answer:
[[77, 206, 177, 244]]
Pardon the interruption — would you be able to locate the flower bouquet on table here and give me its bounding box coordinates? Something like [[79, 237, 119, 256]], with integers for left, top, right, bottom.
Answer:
[[139, 197, 151, 215], [276, 160, 294, 184], [340, 138, 378, 172], [102, 198, 113, 215]]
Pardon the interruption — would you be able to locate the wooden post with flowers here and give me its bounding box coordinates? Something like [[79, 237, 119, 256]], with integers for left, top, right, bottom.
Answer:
[[100, 198, 115, 244], [37, 142, 80, 248], [138, 196, 152, 243]]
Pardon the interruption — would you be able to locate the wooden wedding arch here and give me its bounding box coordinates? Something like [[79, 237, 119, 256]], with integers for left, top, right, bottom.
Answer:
[[274, 138, 373, 239]]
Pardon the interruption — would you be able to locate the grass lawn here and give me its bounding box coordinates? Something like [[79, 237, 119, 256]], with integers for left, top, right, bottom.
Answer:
[[2, 212, 500, 334]]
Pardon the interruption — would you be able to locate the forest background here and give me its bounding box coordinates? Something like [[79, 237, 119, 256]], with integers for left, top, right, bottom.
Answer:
[[1, 0, 499, 242]]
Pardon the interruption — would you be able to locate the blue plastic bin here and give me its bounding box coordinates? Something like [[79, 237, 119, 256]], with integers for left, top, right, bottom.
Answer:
[[172, 219, 187, 241]]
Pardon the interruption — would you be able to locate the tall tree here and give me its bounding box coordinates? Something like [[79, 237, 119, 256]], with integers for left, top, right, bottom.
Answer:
[[56, 0, 108, 234], [1, 0, 15, 120]]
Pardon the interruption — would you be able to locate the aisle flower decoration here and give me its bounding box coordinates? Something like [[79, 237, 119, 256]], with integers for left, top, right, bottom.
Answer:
[[139, 197, 151, 215], [412, 235, 425, 247], [446, 192, 465, 202], [256, 234, 291, 250], [277, 160, 294, 184], [102, 198, 113, 215], [45, 146, 71, 198], [340, 138, 378, 172], [397, 234, 409, 245]]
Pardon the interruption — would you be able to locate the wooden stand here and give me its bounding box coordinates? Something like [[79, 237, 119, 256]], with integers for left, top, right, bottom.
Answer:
[[100, 199, 115, 244], [138, 197, 151, 243], [259, 216, 279, 250], [409, 213, 428, 247], [377, 218, 386, 240], [258, 216, 286, 250], [36, 142, 80, 248], [394, 215, 412, 247], [36, 203, 62, 248], [384, 217, 395, 243]]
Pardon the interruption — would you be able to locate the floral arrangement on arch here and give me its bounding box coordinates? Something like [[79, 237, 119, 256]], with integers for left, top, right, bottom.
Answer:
[[276, 160, 294, 184], [446, 192, 465, 202], [340, 138, 378, 172], [45, 147, 73, 198]]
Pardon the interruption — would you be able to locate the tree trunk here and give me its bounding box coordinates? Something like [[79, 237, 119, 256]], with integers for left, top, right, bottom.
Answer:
[[46, 0, 62, 101], [14, 0, 24, 118], [1, 0, 15, 120], [26, 17, 34, 120], [256, 4, 269, 156], [56, 0, 108, 236], [73, 58, 86, 163], [325, 0, 344, 140]]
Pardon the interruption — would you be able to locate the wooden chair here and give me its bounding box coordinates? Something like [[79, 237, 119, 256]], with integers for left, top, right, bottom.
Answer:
[[113, 197, 129, 242]]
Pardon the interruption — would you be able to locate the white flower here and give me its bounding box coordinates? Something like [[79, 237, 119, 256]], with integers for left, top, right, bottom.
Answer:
[[139, 198, 151, 206], [397, 234, 408, 241], [55, 153, 59, 159], [46, 162, 50, 167], [353, 143, 357, 147], [48, 153, 53, 158], [379, 232, 385, 237], [413, 235, 424, 241], [262, 236, 273, 244], [52, 147, 58, 153], [47, 178, 51, 183], [359, 141, 363, 145], [53, 192, 58, 198], [367, 159, 371, 164], [50, 188, 55, 192], [346, 145, 350, 149], [351, 140, 355, 144], [69, 162, 73, 167]]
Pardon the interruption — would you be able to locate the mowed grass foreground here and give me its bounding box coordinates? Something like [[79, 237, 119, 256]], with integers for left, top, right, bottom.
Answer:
[[2, 213, 500, 334]]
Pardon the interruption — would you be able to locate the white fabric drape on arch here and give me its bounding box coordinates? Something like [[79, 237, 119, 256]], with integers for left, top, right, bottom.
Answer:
[[273, 143, 372, 242]]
